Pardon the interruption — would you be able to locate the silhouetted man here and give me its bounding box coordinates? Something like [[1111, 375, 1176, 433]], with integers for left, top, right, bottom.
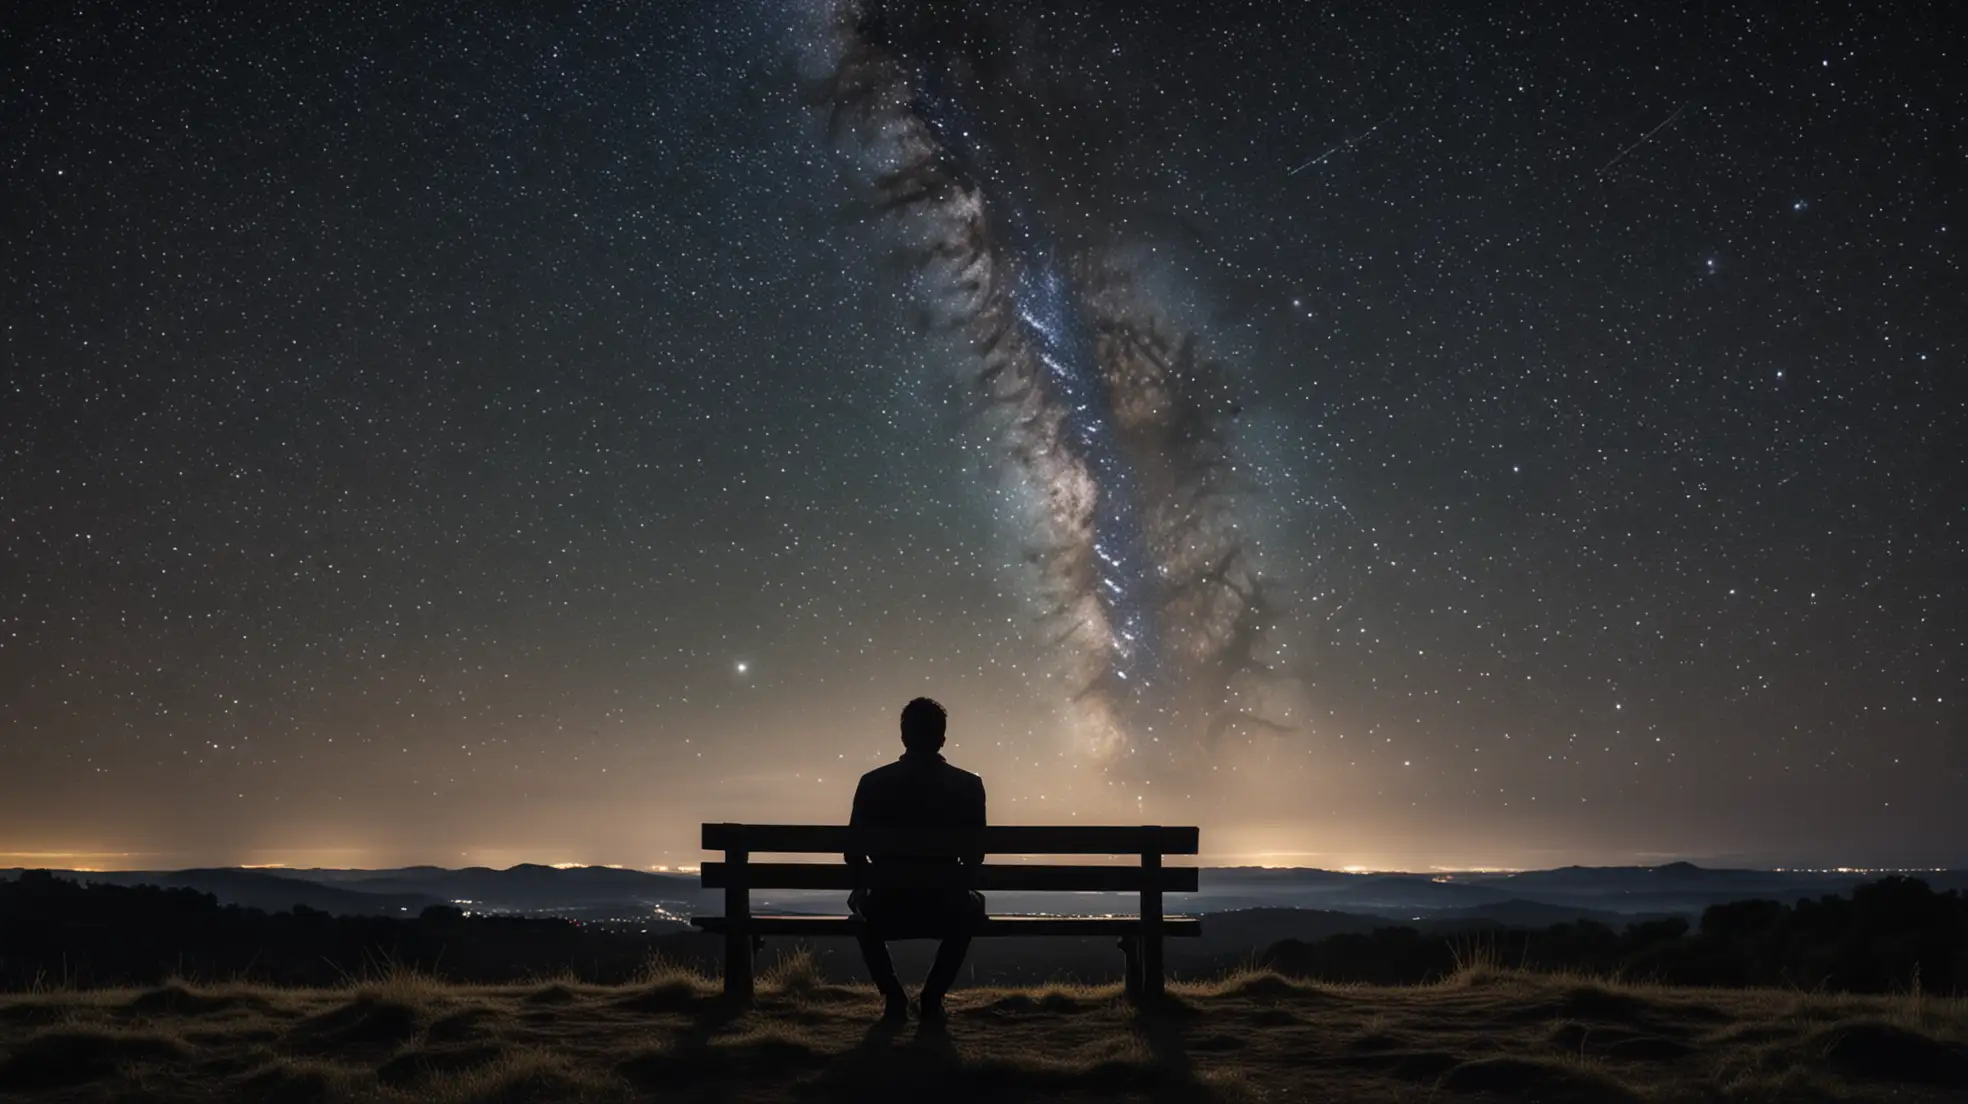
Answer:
[[847, 696, 986, 1022]]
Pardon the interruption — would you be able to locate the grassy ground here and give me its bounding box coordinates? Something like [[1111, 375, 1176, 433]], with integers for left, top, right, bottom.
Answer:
[[1, 954, 1965, 1102]]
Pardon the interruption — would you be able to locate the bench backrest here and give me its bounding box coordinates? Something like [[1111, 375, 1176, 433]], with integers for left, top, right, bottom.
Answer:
[[699, 823, 1199, 893]]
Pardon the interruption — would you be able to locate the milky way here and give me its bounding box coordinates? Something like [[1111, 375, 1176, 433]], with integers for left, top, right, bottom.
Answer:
[[817, 2, 1282, 770]]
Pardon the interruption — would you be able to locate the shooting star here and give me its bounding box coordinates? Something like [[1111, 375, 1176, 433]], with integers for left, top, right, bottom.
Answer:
[[1288, 112, 1397, 176], [1597, 100, 1693, 177]]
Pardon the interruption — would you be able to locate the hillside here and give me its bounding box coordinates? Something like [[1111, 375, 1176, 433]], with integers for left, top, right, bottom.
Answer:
[[9, 871, 1968, 997], [16, 863, 1966, 929], [2, 962, 1963, 1102]]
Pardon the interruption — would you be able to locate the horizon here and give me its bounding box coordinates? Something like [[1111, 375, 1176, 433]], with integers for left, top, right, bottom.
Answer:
[[7, 851, 1965, 878]]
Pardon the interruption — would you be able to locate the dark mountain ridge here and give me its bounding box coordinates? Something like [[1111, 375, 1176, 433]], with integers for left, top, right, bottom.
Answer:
[[6, 861, 1963, 929], [4, 870, 1965, 994]]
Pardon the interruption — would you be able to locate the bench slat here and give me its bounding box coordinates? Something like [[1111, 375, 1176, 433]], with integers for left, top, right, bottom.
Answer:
[[701, 824, 1199, 856], [698, 862, 1198, 893], [693, 914, 1203, 938]]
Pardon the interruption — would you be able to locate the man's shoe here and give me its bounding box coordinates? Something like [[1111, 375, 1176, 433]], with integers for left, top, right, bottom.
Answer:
[[918, 994, 948, 1024]]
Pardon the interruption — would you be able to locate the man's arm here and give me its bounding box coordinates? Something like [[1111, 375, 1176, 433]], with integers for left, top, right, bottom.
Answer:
[[845, 774, 869, 867], [965, 775, 987, 866]]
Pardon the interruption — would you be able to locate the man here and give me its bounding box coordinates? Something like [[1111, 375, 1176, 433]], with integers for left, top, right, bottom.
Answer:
[[846, 696, 987, 1022]]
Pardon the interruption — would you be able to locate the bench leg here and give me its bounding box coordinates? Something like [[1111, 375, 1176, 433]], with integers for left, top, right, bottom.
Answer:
[[1140, 847, 1165, 1002], [723, 841, 753, 1003], [724, 929, 753, 1002], [1119, 936, 1142, 1001]]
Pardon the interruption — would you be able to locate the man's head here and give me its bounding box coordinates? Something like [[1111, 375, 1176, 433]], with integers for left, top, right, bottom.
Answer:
[[899, 697, 948, 753]]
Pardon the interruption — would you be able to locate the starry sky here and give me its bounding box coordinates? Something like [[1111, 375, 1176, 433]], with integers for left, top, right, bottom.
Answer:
[[2, 0, 1961, 872]]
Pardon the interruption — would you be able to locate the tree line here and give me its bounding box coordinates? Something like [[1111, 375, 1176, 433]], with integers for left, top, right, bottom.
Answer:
[[3, 870, 1963, 993], [1263, 876, 1967, 993]]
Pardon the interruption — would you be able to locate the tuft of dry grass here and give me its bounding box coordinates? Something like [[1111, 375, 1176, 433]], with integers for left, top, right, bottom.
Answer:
[[346, 962, 455, 1010], [1806, 1017, 1968, 1085], [237, 1055, 360, 1102], [286, 992, 424, 1055], [123, 979, 282, 1019], [1436, 1051, 1642, 1101], [631, 951, 703, 989], [0, 1024, 194, 1089], [424, 1003, 510, 1045], [1181, 967, 1325, 1003], [758, 946, 826, 996], [417, 1046, 622, 1104], [1442, 930, 1512, 987], [712, 1024, 825, 1061]]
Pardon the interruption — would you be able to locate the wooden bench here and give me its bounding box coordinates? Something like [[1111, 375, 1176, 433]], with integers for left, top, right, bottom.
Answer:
[[692, 823, 1201, 1001]]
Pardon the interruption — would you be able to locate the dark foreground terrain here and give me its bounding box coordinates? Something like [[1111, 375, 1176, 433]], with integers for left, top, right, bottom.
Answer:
[[10, 871, 1968, 994], [2, 957, 1964, 1102]]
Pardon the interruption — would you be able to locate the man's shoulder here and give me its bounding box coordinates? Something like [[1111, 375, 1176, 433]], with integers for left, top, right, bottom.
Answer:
[[857, 757, 982, 788], [856, 760, 909, 787]]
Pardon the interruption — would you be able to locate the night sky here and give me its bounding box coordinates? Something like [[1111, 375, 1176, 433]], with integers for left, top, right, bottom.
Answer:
[[3, 1, 1961, 872]]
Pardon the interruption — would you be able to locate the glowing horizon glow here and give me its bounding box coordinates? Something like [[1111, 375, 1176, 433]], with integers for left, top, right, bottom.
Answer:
[[3, 841, 1956, 876]]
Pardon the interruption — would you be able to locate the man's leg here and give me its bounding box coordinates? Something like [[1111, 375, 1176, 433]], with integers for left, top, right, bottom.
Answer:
[[920, 891, 983, 1017], [921, 885, 984, 1015], [856, 931, 904, 995], [856, 932, 909, 1019], [853, 893, 909, 1018], [921, 931, 973, 1006]]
